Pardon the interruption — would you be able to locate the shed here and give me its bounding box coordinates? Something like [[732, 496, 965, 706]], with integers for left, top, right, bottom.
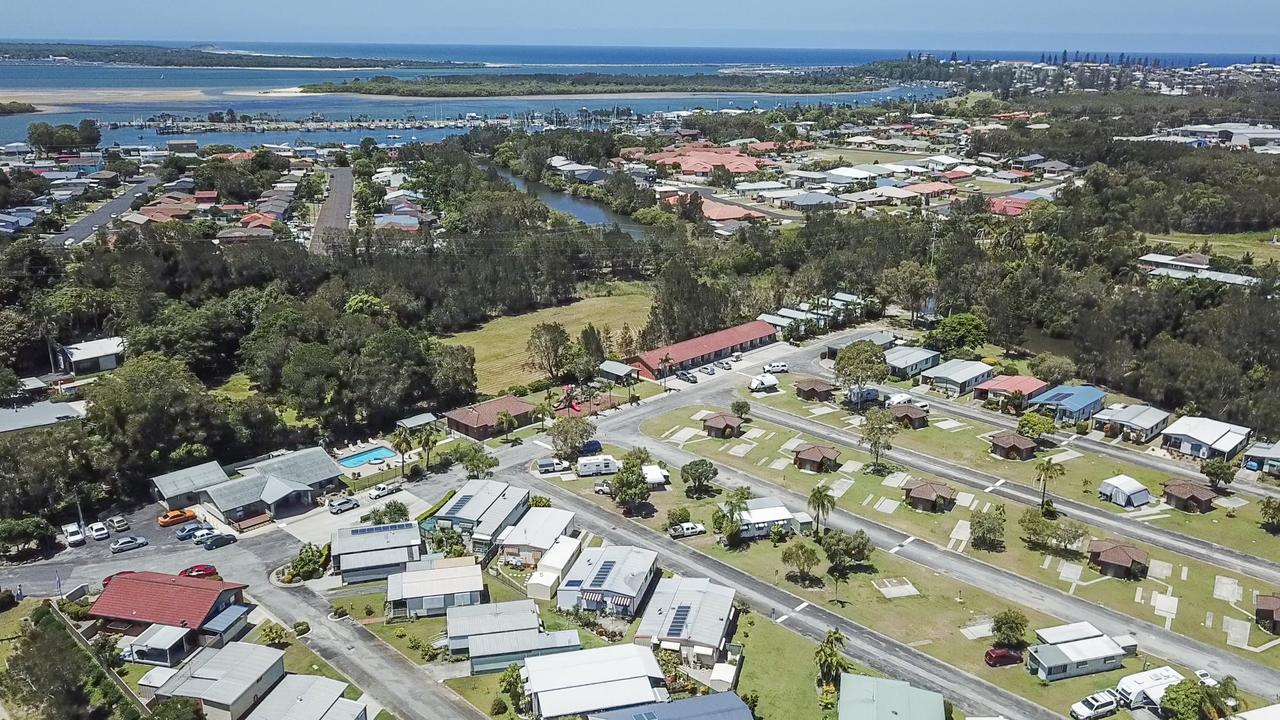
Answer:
[[792, 444, 841, 472], [702, 413, 743, 438], [794, 378, 838, 402], [1097, 475, 1151, 508], [990, 432, 1038, 461], [902, 480, 956, 512], [1087, 540, 1149, 579], [1162, 482, 1218, 513], [1257, 594, 1280, 634], [598, 360, 640, 384], [890, 404, 929, 430]]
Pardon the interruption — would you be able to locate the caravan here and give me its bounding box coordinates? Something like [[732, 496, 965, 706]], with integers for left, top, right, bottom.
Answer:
[[576, 454, 619, 477], [1115, 666, 1184, 709]]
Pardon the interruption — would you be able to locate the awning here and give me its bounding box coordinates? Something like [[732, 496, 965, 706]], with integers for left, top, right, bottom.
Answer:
[[579, 591, 603, 603], [660, 640, 682, 651]]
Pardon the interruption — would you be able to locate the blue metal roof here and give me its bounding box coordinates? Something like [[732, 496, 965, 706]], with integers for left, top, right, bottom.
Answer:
[[1028, 385, 1105, 412], [203, 604, 251, 635], [590, 692, 754, 720]]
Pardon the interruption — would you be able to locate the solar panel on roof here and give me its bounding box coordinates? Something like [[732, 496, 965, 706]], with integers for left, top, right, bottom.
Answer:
[[444, 494, 474, 516], [666, 604, 692, 637], [350, 521, 416, 536], [564, 579, 582, 587], [588, 560, 616, 588], [1041, 392, 1071, 403], [633, 713, 657, 720]]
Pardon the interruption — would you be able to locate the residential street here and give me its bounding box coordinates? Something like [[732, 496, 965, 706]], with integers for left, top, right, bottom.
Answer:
[[46, 176, 160, 247], [311, 166, 353, 255]]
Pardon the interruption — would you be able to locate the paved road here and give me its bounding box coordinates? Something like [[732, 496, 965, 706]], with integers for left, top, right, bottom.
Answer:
[[47, 176, 160, 247], [311, 167, 353, 255]]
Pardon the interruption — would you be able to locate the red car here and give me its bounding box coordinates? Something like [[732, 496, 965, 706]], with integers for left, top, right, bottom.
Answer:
[[984, 647, 1023, 667], [102, 570, 136, 587], [179, 564, 218, 579]]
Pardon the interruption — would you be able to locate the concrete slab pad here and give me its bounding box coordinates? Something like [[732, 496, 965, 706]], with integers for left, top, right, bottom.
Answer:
[[873, 577, 920, 599], [669, 427, 701, 444], [838, 460, 865, 474], [768, 458, 791, 471], [1058, 562, 1083, 583], [808, 406, 837, 417], [844, 415, 866, 428], [691, 410, 713, 421], [960, 619, 994, 640], [1213, 575, 1243, 603], [826, 478, 854, 499], [1148, 559, 1174, 581], [727, 443, 755, 457], [1214, 496, 1249, 510], [1047, 449, 1082, 464], [1223, 616, 1253, 648], [1181, 565, 1189, 582], [955, 491, 975, 508], [1152, 592, 1179, 619], [743, 428, 766, 440], [949, 519, 971, 542], [861, 493, 874, 506], [873, 498, 900, 515], [934, 419, 964, 431], [780, 437, 807, 452], [1041, 555, 1053, 570], [1134, 587, 1144, 604], [883, 472, 912, 488]]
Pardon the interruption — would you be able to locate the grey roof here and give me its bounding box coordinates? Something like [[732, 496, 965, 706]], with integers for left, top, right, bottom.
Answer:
[[472, 486, 530, 540], [438, 479, 508, 524], [0, 400, 85, 435], [203, 604, 251, 635], [837, 675, 945, 720], [599, 360, 638, 378], [396, 412, 439, 429], [884, 346, 939, 369], [590, 692, 754, 720], [204, 476, 272, 512], [245, 674, 362, 720], [787, 192, 847, 207], [331, 522, 421, 557], [159, 642, 283, 707], [1094, 404, 1170, 431], [151, 461, 231, 500], [337, 546, 420, 572], [830, 329, 896, 350], [260, 474, 313, 505], [248, 447, 341, 488], [562, 545, 657, 599], [636, 576, 736, 649], [469, 628, 580, 659], [447, 599, 541, 640]]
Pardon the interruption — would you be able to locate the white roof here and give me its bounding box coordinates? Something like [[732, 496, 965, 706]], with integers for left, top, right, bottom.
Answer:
[[1117, 666, 1184, 696], [1093, 403, 1171, 430], [63, 336, 125, 362], [525, 644, 664, 718], [758, 188, 807, 200], [1236, 703, 1280, 720], [922, 359, 993, 385], [1036, 621, 1102, 645], [1162, 416, 1251, 452], [1059, 635, 1126, 662], [884, 345, 939, 369], [735, 181, 788, 192], [1100, 475, 1149, 496], [826, 166, 875, 180], [733, 497, 793, 525], [537, 535, 581, 575], [874, 186, 919, 199], [642, 465, 669, 485], [499, 507, 574, 552], [133, 624, 190, 650], [386, 561, 483, 601]]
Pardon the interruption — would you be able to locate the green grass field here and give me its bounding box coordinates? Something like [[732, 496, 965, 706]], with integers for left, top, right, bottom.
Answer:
[[1146, 230, 1280, 263], [245, 623, 361, 699], [801, 148, 928, 166], [442, 288, 653, 394]]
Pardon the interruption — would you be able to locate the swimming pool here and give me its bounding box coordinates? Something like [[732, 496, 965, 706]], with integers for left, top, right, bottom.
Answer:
[[338, 446, 396, 469]]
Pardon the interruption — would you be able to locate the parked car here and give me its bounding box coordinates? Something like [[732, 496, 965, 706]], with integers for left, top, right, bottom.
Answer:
[[109, 536, 148, 554], [62, 523, 85, 547], [699, 366, 715, 376], [537, 458, 571, 474], [714, 360, 733, 371], [179, 564, 218, 578], [1195, 670, 1219, 687], [105, 516, 129, 532], [328, 497, 360, 514], [86, 522, 110, 541], [191, 529, 217, 545], [593, 480, 612, 495], [102, 570, 136, 587], [579, 439, 602, 455], [158, 509, 197, 527], [675, 370, 697, 383], [1070, 690, 1120, 720], [763, 362, 789, 373], [367, 483, 400, 500], [175, 521, 213, 541], [983, 647, 1022, 667], [668, 522, 706, 539], [203, 533, 237, 550]]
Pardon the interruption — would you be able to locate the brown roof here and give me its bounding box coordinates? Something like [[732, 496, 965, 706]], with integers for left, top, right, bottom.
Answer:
[[1258, 594, 1280, 613], [793, 444, 841, 463], [1163, 481, 1218, 503], [443, 395, 535, 430], [632, 321, 777, 373], [794, 378, 838, 393], [904, 479, 956, 502], [890, 405, 929, 421], [1088, 539, 1149, 568], [990, 432, 1038, 451], [702, 412, 743, 430], [90, 571, 246, 629]]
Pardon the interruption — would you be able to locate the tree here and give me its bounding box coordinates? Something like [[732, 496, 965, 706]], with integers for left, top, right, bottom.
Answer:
[[969, 503, 1007, 551], [388, 427, 414, 476], [807, 483, 837, 536], [1018, 507, 1053, 548], [820, 529, 874, 574], [1033, 456, 1065, 511], [151, 698, 205, 720], [1051, 519, 1089, 549], [381, 500, 410, 523], [611, 455, 651, 514], [861, 407, 899, 470], [680, 459, 718, 498], [547, 415, 595, 460], [495, 410, 518, 442], [1159, 677, 1242, 720], [715, 486, 752, 543], [992, 608, 1028, 648], [814, 628, 853, 686], [666, 506, 691, 530], [834, 341, 889, 397], [1261, 497, 1280, 533], [1201, 458, 1235, 489], [415, 424, 441, 468], [878, 261, 936, 325], [530, 495, 551, 508], [731, 400, 751, 419], [1017, 412, 1056, 440], [498, 663, 525, 710], [258, 622, 291, 647], [533, 395, 557, 429], [782, 541, 820, 583], [923, 313, 988, 355], [463, 448, 498, 478], [525, 322, 572, 379], [1028, 352, 1077, 386]]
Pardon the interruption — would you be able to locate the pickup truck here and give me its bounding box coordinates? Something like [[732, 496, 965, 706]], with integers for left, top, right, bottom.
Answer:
[[668, 522, 707, 539], [367, 483, 402, 500]]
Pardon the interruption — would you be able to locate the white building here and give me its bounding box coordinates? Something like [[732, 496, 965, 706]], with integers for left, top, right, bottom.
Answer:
[[1160, 416, 1252, 460], [634, 576, 736, 667], [497, 507, 575, 566], [920, 359, 995, 397], [1026, 622, 1127, 682], [386, 558, 484, 618], [523, 644, 667, 719], [721, 497, 811, 540], [1092, 404, 1173, 444], [527, 535, 582, 601]]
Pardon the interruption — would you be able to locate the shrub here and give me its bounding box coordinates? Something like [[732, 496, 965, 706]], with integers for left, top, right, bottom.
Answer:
[[1074, 420, 1089, 434], [665, 507, 691, 530], [0, 590, 15, 612], [333, 606, 349, 618], [490, 696, 509, 715], [292, 621, 310, 636], [363, 604, 375, 617]]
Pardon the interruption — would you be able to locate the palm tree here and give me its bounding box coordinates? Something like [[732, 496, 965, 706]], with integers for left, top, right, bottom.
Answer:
[[659, 353, 674, 390], [807, 483, 837, 537], [495, 411, 518, 442], [388, 427, 414, 477], [1034, 456, 1065, 512], [814, 629, 852, 687], [600, 379, 615, 406], [719, 487, 751, 539], [415, 424, 441, 469], [535, 393, 557, 429], [1203, 676, 1244, 719]]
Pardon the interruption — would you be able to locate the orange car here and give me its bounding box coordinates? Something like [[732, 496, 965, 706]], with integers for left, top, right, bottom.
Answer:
[[158, 509, 197, 527]]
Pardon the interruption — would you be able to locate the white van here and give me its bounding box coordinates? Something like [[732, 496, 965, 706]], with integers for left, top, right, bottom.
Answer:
[[576, 454, 619, 477]]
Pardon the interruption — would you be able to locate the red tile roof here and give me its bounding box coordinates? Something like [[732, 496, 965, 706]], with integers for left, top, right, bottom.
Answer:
[[632, 321, 777, 376], [443, 394, 535, 430], [1088, 539, 1149, 568], [902, 181, 958, 196], [975, 375, 1047, 396], [89, 571, 246, 629], [988, 197, 1031, 217]]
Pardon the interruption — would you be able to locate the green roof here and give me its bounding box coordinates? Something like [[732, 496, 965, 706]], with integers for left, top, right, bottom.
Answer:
[[837, 675, 945, 720]]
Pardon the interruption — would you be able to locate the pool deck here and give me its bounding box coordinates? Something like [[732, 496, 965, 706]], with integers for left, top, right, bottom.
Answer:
[[335, 442, 399, 475]]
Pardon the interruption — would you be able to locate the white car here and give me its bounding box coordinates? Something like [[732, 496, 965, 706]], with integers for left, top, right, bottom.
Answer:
[[191, 529, 217, 545], [367, 483, 400, 500], [1070, 690, 1119, 720], [763, 362, 789, 373], [86, 522, 110, 541], [62, 523, 85, 547], [106, 516, 130, 532], [1195, 670, 1219, 687]]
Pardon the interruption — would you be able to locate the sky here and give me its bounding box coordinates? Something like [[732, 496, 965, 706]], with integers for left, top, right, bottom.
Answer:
[[6, 0, 1280, 54]]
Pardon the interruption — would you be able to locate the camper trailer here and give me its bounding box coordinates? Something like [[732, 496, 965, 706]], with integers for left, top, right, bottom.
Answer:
[[749, 374, 780, 392], [576, 455, 619, 477]]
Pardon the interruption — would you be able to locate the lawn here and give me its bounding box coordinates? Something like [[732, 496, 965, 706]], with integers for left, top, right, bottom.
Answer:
[[329, 591, 446, 664], [245, 624, 361, 699], [801, 148, 928, 166], [117, 662, 153, 694], [442, 289, 653, 393], [0, 600, 36, 666], [374, 712, 397, 720], [445, 673, 512, 719], [1147, 229, 1280, 263], [211, 372, 316, 428]]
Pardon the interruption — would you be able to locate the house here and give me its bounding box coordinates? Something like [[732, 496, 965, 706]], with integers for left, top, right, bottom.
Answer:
[[1087, 540, 1149, 579], [498, 507, 575, 566], [1162, 482, 1218, 513], [825, 329, 896, 358], [1026, 622, 1127, 682], [419, 479, 531, 555], [203, 447, 343, 529], [1098, 475, 1152, 508], [629, 321, 778, 380], [469, 484, 532, 554], [883, 346, 941, 379], [634, 576, 736, 667], [386, 558, 485, 618], [589, 693, 754, 720], [920, 359, 995, 397], [974, 375, 1045, 405], [446, 600, 579, 673], [524, 644, 667, 719], [152, 461, 232, 509], [794, 378, 839, 402], [557, 545, 658, 618], [527, 535, 582, 601], [836, 675, 945, 720], [1013, 153, 1046, 169], [1245, 442, 1280, 476], [1092, 404, 1173, 443], [1027, 385, 1106, 423], [216, 227, 275, 242], [330, 521, 422, 584], [395, 412, 440, 431], [598, 360, 640, 384], [56, 336, 125, 375], [890, 404, 929, 429], [724, 497, 811, 540], [243, 674, 366, 720], [0, 399, 86, 436], [444, 395, 535, 440], [900, 181, 958, 200], [445, 599, 541, 654], [988, 196, 1032, 217], [902, 479, 956, 512], [990, 432, 1038, 461], [781, 192, 847, 211], [90, 573, 249, 665], [1257, 595, 1280, 634], [152, 642, 284, 720], [793, 444, 840, 472], [1160, 416, 1252, 460], [702, 412, 743, 438]]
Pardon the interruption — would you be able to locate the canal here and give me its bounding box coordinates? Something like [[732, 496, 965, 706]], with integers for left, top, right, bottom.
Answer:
[[492, 166, 648, 239]]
